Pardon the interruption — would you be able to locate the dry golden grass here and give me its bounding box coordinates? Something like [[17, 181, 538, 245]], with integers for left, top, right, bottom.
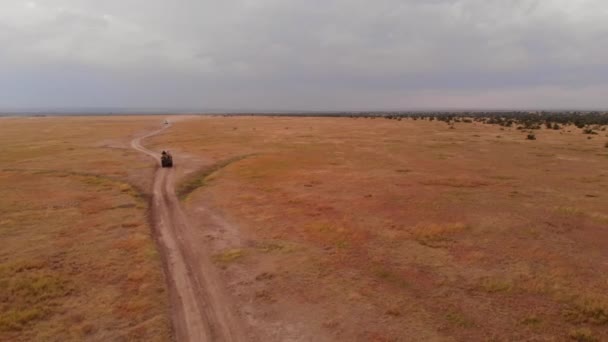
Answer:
[[411, 222, 469, 247], [150, 116, 608, 341], [565, 296, 608, 325], [569, 327, 599, 342], [212, 249, 245, 265], [0, 117, 170, 341], [176, 154, 252, 200]]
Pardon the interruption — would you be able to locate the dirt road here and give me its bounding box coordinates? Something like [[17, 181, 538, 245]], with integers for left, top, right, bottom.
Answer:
[[131, 124, 247, 342]]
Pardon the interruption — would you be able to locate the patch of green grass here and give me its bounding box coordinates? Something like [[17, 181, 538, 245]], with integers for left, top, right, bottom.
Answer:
[[556, 206, 585, 216], [412, 223, 469, 248], [371, 266, 409, 289], [335, 240, 350, 249], [555, 207, 608, 224], [588, 212, 608, 224], [176, 155, 253, 199], [0, 307, 46, 331], [446, 311, 474, 328], [213, 249, 245, 264], [0, 270, 72, 332], [479, 277, 513, 293], [82, 176, 110, 187], [10, 274, 72, 301], [520, 315, 542, 326], [564, 297, 608, 325], [255, 241, 298, 253], [569, 328, 598, 342]]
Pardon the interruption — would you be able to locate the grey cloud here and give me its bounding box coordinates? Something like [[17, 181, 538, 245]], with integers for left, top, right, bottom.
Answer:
[[1, 0, 607, 110]]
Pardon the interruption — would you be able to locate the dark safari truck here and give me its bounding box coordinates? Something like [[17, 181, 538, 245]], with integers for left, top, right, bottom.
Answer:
[[161, 151, 173, 168]]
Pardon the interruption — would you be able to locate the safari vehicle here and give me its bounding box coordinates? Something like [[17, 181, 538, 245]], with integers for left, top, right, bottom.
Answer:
[[161, 151, 173, 168]]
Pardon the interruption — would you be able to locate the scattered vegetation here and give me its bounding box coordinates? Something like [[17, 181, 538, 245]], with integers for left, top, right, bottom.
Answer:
[[0, 267, 72, 332], [213, 249, 245, 264], [0, 117, 170, 341], [569, 328, 598, 342], [146, 115, 608, 341], [372, 266, 410, 289], [520, 315, 542, 326], [411, 223, 469, 247], [583, 128, 598, 135], [555, 207, 608, 224], [224, 111, 608, 134], [564, 297, 608, 325], [255, 241, 297, 253], [176, 154, 252, 199], [446, 310, 475, 328], [479, 277, 513, 293]]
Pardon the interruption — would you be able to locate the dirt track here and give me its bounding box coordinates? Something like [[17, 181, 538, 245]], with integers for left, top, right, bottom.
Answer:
[[131, 124, 247, 342]]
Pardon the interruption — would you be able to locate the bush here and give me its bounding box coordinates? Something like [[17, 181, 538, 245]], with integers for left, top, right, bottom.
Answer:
[[527, 133, 536, 140], [569, 328, 598, 342], [583, 128, 598, 135]]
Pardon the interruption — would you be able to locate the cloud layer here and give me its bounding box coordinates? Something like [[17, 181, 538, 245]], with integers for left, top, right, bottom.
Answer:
[[1, 0, 607, 110]]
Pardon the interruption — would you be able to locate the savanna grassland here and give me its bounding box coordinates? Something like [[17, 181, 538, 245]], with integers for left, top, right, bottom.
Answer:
[[1, 114, 607, 342], [149, 116, 608, 341], [0, 117, 171, 341]]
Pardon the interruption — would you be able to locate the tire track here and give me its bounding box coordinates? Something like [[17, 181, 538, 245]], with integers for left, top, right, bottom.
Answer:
[[131, 124, 247, 342]]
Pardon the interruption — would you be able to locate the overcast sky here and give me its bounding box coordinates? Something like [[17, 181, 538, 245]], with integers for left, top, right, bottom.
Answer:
[[1, 0, 607, 111]]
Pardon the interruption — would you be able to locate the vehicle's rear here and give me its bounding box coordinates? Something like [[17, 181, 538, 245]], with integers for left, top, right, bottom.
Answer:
[[161, 153, 173, 167]]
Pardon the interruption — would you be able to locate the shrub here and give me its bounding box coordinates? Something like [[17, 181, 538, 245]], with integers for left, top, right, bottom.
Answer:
[[412, 223, 469, 247], [527, 133, 536, 140], [569, 328, 598, 342], [564, 297, 608, 325], [583, 128, 598, 135], [213, 249, 245, 263], [479, 277, 512, 293]]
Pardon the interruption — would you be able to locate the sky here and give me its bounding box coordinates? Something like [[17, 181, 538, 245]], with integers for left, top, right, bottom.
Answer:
[[1, 0, 607, 111]]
